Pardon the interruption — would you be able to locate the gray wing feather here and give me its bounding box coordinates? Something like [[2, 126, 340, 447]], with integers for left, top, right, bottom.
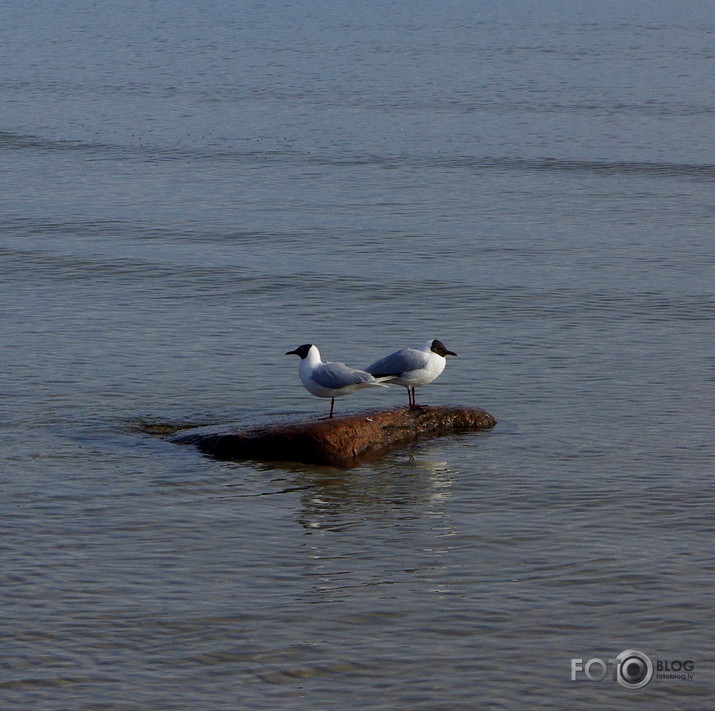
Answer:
[[313, 362, 375, 389], [366, 348, 428, 376]]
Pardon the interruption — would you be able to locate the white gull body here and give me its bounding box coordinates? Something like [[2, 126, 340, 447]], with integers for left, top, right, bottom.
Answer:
[[365, 339, 457, 408], [286, 344, 389, 417]]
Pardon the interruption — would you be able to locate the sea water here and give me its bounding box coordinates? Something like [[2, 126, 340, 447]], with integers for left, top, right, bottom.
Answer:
[[1, 1, 714, 708]]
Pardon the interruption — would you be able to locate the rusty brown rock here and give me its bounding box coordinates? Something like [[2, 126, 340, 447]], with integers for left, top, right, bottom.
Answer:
[[172, 405, 496, 467]]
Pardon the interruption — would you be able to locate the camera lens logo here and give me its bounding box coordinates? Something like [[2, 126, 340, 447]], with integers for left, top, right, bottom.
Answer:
[[615, 650, 653, 689]]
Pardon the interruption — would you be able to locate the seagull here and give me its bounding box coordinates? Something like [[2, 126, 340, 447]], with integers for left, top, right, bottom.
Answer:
[[365, 339, 457, 409], [285, 344, 390, 418]]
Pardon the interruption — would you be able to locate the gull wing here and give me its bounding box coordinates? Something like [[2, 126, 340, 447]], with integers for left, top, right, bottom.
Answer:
[[365, 348, 428, 377], [312, 362, 375, 390]]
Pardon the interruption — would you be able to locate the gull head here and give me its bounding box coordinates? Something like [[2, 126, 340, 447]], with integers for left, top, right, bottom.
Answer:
[[285, 344, 315, 359], [429, 339, 457, 357]]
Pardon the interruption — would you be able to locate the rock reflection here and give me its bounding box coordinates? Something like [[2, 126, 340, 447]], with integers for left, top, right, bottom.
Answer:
[[288, 451, 462, 604], [294, 450, 456, 532]]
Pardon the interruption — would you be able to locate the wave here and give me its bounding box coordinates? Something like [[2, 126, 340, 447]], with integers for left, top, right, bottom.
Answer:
[[2, 243, 712, 323], [327, 154, 715, 180], [0, 245, 245, 287], [2, 130, 714, 180], [0, 130, 295, 165]]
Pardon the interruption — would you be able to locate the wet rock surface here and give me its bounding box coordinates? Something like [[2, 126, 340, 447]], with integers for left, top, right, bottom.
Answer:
[[171, 405, 497, 467]]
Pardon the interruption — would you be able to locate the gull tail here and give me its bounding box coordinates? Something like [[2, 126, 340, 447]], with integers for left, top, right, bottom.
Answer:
[[370, 375, 395, 387]]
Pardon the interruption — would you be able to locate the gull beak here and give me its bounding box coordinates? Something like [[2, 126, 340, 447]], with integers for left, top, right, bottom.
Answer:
[[285, 349, 298, 356], [446, 349, 457, 357]]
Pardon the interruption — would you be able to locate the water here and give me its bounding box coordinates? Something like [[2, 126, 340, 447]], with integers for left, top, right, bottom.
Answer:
[[2, 1, 714, 708]]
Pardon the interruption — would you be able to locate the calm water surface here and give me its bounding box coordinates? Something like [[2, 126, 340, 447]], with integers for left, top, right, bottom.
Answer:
[[1, 2, 714, 709]]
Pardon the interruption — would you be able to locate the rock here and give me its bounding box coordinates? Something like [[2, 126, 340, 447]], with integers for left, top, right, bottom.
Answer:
[[171, 405, 496, 467]]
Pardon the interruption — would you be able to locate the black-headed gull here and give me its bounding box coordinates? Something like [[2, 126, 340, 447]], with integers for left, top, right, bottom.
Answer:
[[285, 344, 390, 418], [365, 339, 457, 408]]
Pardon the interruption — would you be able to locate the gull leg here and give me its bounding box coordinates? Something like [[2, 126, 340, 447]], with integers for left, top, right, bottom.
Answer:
[[329, 398, 335, 418], [408, 387, 416, 409], [409, 387, 423, 409]]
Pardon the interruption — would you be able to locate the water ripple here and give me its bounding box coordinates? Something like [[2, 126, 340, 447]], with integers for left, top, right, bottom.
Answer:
[[4, 130, 715, 180]]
